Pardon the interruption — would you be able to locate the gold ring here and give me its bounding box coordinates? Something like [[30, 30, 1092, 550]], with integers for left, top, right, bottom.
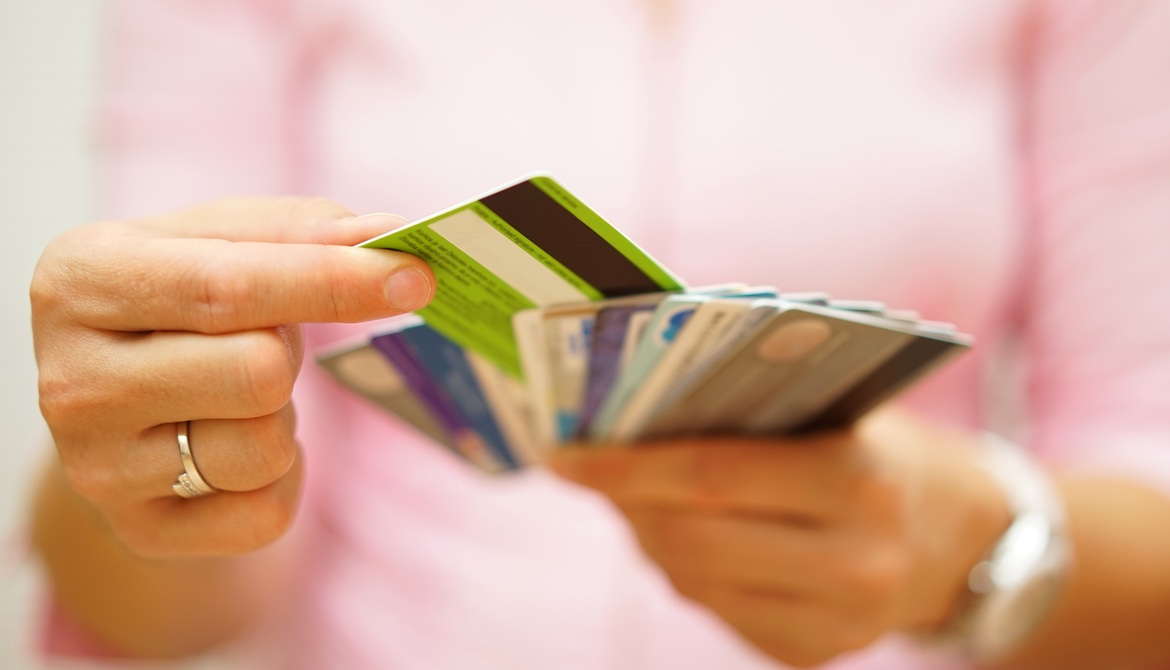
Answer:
[[172, 421, 217, 498]]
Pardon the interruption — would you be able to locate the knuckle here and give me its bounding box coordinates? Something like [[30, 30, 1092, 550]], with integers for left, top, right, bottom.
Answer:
[[244, 493, 297, 549], [104, 510, 171, 558], [29, 256, 66, 316], [861, 466, 905, 508], [278, 196, 351, 231], [830, 460, 904, 523], [823, 463, 871, 512], [114, 526, 167, 559], [830, 621, 883, 655], [318, 260, 347, 323], [275, 323, 304, 360], [252, 421, 297, 484], [59, 454, 120, 504], [846, 546, 910, 603], [31, 238, 86, 318], [234, 330, 298, 415], [31, 223, 127, 318], [38, 367, 97, 427], [183, 252, 252, 333]]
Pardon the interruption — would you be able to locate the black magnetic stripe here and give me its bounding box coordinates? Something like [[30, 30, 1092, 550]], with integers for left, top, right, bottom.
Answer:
[[799, 337, 957, 431], [479, 180, 661, 297]]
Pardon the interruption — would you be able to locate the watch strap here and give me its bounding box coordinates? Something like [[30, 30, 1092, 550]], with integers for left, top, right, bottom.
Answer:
[[936, 433, 1071, 661]]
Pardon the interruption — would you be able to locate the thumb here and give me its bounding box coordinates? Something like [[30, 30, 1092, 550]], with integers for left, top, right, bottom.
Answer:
[[138, 197, 409, 246]]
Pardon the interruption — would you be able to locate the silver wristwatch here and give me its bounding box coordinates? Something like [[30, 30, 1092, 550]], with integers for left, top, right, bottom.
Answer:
[[938, 434, 1072, 661]]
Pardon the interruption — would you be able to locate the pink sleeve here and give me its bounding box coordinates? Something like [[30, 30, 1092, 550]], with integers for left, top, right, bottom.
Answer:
[[1020, 0, 1170, 491], [42, 0, 317, 658]]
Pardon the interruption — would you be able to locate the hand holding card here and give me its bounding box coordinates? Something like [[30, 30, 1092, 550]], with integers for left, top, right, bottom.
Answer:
[[318, 174, 972, 472]]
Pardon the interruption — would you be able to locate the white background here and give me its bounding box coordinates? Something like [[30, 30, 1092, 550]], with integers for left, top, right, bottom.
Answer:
[[0, 0, 226, 667], [2, 5, 248, 667], [1, 0, 100, 667]]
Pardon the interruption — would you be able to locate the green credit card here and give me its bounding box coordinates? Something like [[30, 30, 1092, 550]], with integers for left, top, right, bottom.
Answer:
[[359, 174, 685, 378]]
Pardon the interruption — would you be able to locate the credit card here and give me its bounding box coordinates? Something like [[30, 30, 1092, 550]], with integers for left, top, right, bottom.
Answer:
[[514, 303, 598, 445], [588, 294, 705, 440], [515, 293, 673, 445], [591, 287, 778, 441], [576, 302, 664, 440], [638, 302, 970, 440], [372, 325, 510, 472], [316, 340, 455, 449], [465, 351, 544, 465], [359, 174, 685, 378], [606, 297, 763, 441]]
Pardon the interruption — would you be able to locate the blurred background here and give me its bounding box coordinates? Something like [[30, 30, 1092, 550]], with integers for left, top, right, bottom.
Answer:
[[0, 1, 1046, 667], [1, 1, 99, 667]]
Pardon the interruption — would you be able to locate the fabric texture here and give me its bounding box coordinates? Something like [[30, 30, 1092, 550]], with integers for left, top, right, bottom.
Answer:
[[42, 0, 1170, 668]]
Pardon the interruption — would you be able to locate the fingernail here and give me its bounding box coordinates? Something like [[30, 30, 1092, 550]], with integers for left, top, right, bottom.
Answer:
[[351, 212, 409, 229], [333, 213, 410, 240], [384, 267, 433, 312]]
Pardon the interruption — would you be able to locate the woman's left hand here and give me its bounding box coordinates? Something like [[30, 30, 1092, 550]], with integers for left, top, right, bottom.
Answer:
[[550, 409, 1012, 667]]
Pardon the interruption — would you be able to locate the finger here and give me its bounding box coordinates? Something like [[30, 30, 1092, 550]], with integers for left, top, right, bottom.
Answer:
[[550, 436, 869, 519], [136, 197, 407, 246], [42, 327, 303, 429], [181, 409, 298, 493], [122, 406, 299, 499], [107, 446, 305, 558], [671, 580, 879, 667], [55, 226, 434, 333], [57, 407, 299, 505], [619, 505, 823, 596], [621, 504, 905, 613]]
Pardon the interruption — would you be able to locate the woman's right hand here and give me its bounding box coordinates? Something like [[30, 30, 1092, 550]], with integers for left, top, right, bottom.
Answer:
[[30, 197, 435, 558]]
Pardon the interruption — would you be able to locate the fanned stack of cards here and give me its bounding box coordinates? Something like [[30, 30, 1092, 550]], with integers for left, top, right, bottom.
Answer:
[[317, 175, 972, 473]]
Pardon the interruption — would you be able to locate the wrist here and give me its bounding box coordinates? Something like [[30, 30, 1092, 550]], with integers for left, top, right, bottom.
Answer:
[[862, 410, 1013, 632], [928, 434, 1072, 661], [947, 441, 1016, 617], [894, 424, 1014, 632]]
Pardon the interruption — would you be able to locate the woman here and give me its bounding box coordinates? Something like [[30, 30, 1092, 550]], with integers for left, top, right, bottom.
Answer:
[[29, 1, 1170, 668]]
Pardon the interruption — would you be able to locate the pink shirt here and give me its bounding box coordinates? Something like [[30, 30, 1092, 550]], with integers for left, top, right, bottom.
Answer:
[[49, 0, 1170, 667]]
